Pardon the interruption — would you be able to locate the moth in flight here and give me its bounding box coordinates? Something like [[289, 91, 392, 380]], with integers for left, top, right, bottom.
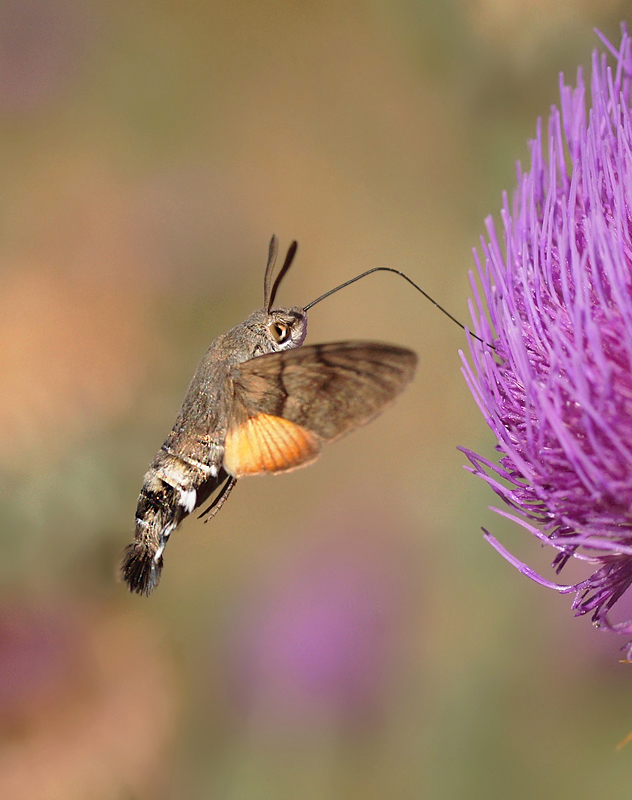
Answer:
[[122, 237, 417, 595]]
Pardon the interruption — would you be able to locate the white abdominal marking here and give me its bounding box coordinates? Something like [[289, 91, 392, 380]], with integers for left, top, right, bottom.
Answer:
[[154, 522, 177, 562], [179, 488, 197, 513]]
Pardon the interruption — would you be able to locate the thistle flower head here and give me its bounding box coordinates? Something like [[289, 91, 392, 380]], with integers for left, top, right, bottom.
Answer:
[[462, 27, 632, 656]]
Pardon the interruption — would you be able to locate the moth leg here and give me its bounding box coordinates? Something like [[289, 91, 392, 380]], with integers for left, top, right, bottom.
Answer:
[[198, 474, 237, 522]]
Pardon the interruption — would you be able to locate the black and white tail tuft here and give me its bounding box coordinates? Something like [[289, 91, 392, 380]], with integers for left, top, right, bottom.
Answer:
[[122, 539, 164, 596]]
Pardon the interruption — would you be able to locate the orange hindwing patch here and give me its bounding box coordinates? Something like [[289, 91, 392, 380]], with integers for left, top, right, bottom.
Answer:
[[223, 414, 321, 477]]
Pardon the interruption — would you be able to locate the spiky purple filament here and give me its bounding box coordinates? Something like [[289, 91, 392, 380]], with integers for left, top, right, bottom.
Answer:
[[462, 27, 632, 656]]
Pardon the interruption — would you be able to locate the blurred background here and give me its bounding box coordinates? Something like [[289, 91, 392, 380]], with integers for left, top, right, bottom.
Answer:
[[1, 1, 632, 798]]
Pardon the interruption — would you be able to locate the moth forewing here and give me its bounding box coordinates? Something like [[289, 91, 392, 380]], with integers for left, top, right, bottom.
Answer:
[[231, 342, 417, 442]]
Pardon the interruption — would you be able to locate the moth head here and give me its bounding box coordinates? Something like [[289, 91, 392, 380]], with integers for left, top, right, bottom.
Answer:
[[264, 307, 308, 350], [256, 236, 307, 350]]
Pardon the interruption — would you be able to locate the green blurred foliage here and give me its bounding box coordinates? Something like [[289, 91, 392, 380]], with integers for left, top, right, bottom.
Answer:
[[1, 1, 632, 798]]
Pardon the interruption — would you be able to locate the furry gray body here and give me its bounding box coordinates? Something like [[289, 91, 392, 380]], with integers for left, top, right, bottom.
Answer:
[[123, 307, 307, 595]]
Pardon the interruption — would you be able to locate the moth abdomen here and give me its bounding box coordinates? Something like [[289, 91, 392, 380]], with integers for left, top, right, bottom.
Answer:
[[123, 479, 181, 595], [123, 455, 225, 595]]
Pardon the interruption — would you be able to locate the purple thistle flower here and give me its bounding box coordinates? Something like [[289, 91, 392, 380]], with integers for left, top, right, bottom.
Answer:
[[461, 26, 632, 657]]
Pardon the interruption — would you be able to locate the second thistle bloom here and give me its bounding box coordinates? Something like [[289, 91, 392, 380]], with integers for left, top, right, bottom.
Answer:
[[462, 30, 632, 656]]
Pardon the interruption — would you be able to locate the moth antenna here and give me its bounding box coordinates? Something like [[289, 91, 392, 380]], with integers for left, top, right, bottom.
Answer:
[[263, 234, 279, 310], [303, 266, 494, 349], [268, 240, 298, 311]]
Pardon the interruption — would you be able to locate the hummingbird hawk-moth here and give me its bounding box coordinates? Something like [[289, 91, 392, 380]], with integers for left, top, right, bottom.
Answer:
[[122, 237, 418, 595]]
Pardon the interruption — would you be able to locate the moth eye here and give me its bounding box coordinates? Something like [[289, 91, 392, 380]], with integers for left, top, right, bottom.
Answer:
[[269, 321, 290, 343]]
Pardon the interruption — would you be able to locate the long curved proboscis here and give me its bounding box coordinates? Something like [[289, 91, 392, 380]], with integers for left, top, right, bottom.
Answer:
[[304, 266, 493, 348]]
